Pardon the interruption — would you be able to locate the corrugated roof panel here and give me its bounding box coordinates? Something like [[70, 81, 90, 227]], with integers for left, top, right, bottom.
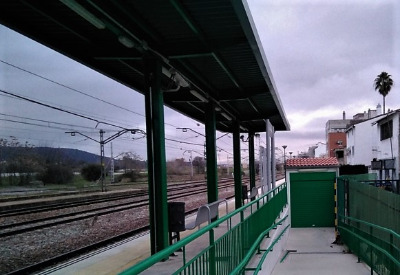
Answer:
[[0, 0, 290, 133]]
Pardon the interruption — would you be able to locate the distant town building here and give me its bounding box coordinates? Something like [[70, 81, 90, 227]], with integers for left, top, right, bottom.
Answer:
[[325, 105, 381, 164], [346, 108, 399, 181]]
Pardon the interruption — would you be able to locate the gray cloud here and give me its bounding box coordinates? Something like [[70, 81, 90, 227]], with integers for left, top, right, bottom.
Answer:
[[248, 0, 399, 155]]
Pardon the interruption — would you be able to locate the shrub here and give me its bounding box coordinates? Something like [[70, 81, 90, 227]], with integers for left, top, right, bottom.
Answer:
[[37, 164, 74, 184], [116, 170, 139, 182], [81, 164, 102, 182]]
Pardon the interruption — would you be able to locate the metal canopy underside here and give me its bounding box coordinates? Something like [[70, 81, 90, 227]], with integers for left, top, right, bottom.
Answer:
[[0, 0, 290, 133]]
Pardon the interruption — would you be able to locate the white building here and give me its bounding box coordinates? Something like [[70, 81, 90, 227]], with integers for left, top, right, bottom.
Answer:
[[346, 109, 399, 180]]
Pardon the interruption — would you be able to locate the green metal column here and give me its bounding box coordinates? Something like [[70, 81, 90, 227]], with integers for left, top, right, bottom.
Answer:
[[249, 132, 256, 191], [144, 56, 168, 254], [205, 102, 217, 275], [233, 122, 242, 209], [205, 102, 218, 203]]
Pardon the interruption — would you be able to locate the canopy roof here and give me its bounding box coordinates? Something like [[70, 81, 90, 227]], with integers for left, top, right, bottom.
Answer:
[[0, 0, 290, 133]]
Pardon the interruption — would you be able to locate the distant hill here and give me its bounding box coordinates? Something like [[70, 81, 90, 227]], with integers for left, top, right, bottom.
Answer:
[[0, 146, 146, 169], [1, 146, 102, 164], [35, 147, 101, 164]]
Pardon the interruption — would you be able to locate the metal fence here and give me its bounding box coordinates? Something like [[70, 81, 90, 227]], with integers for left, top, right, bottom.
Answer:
[[120, 183, 287, 275], [337, 175, 400, 274], [338, 215, 400, 275]]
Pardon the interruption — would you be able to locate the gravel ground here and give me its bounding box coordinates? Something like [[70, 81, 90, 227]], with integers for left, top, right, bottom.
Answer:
[[0, 187, 234, 274]]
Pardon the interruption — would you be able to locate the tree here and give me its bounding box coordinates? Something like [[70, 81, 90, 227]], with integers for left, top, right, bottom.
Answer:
[[81, 164, 102, 181], [37, 164, 74, 184], [166, 158, 186, 175], [374, 72, 394, 114], [120, 152, 142, 173], [192, 156, 205, 174], [0, 137, 42, 185]]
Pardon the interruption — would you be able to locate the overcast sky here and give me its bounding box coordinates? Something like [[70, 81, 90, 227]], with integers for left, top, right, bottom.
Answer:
[[1, 0, 399, 163]]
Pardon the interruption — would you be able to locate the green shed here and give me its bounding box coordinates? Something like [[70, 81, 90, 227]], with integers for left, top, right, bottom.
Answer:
[[286, 158, 339, 228]]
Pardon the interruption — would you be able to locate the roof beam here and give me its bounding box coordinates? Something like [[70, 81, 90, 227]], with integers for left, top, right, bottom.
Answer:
[[169, 52, 213, 59], [170, 0, 242, 90], [109, 0, 161, 44], [22, 1, 91, 43]]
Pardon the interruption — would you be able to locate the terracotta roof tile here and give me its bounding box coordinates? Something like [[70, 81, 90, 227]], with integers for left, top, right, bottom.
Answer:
[[286, 157, 339, 168]]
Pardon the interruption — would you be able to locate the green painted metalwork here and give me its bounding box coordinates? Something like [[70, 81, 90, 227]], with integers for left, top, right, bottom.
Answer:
[[337, 174, 400, 235], [337, 174, 400, 274], [144, 56, 169, 254], [254, 223, 290, 274], [290, 171, 336, 227], [230, 216, 290, 274], [338, 215, 400, 275], [119, 183, 287, 275], [205, 102, 218, 205], [248, 132, 256, 191], [233, 123, 242, 209]]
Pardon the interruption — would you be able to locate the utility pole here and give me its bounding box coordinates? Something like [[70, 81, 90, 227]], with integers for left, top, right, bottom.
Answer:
[[100, 130, 105, 191], [282, 145, 287, 182], [182, 150, 194, 179], [66, 128, 145, 192], [110, 143, 115, 184]]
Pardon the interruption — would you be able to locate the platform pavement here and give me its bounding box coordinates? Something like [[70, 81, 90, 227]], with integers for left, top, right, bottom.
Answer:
[[270, 227, 374, 275], [44, 196, 239, 275], [42, 189, 373, 274]]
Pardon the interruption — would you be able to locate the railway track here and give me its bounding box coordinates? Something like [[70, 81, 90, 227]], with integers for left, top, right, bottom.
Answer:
[[0, 177, 251, 274], [8, 225, 152, 275], [0, 178, 235, 216], [0, 180, 237, 238], [9, 193, 241, 275]]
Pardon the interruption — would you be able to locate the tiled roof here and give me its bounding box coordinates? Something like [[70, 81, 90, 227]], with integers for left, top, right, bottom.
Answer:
[[286, 157, 339, 168]]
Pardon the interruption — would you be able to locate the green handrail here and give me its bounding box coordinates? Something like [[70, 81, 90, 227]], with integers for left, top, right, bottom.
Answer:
[[254, 224, 291, 274], [120, 183, 287, 275], [338, 214, 400, 274], [230, 215, 289, 274], [339, 215, 400, 240], [338, 225, 400, 267]]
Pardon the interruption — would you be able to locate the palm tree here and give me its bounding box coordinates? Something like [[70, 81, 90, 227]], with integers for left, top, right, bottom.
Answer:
[[374, 72, 394, 114]]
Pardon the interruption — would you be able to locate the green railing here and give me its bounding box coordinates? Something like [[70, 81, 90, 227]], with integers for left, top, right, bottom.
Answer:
[[231, 215, 290, 274], [120, 183, 287, 275], [338, 215, 400, 275]]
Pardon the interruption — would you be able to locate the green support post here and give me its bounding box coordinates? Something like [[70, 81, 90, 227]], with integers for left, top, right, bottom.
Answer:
[[205, 102, 217, 275], [205, 102, 218, 204], [249, 132, 256, 191], [233, 123, 242, 209], [144, 56, 169, 254]]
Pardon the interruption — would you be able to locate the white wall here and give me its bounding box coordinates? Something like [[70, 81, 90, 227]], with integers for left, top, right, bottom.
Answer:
[[376, 115, 399, 160], [346, 116, 381, 166], [346, 112, 399, 179]]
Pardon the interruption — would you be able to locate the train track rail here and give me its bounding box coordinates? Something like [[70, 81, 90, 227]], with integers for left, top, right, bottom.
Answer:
[[1, 177, 253, 274], [9, 194, 241, 275], [0, 178, 235, 216], [0, 181, 237, 238]]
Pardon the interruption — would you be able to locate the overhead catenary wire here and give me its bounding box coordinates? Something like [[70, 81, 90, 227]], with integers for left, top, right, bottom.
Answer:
[[0, 75, 236, 159], [0, 94, 134, 130], [1, 59, 181, 129], [0, 112, 95, 131], [0, 88, 127, 130], [0, 59, 145, 118], [0, 58, 252, 159], [0, 118, 89, 132]]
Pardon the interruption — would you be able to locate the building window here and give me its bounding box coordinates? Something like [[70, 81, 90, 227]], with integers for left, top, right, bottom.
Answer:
[[380, 120, 393, 140]]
